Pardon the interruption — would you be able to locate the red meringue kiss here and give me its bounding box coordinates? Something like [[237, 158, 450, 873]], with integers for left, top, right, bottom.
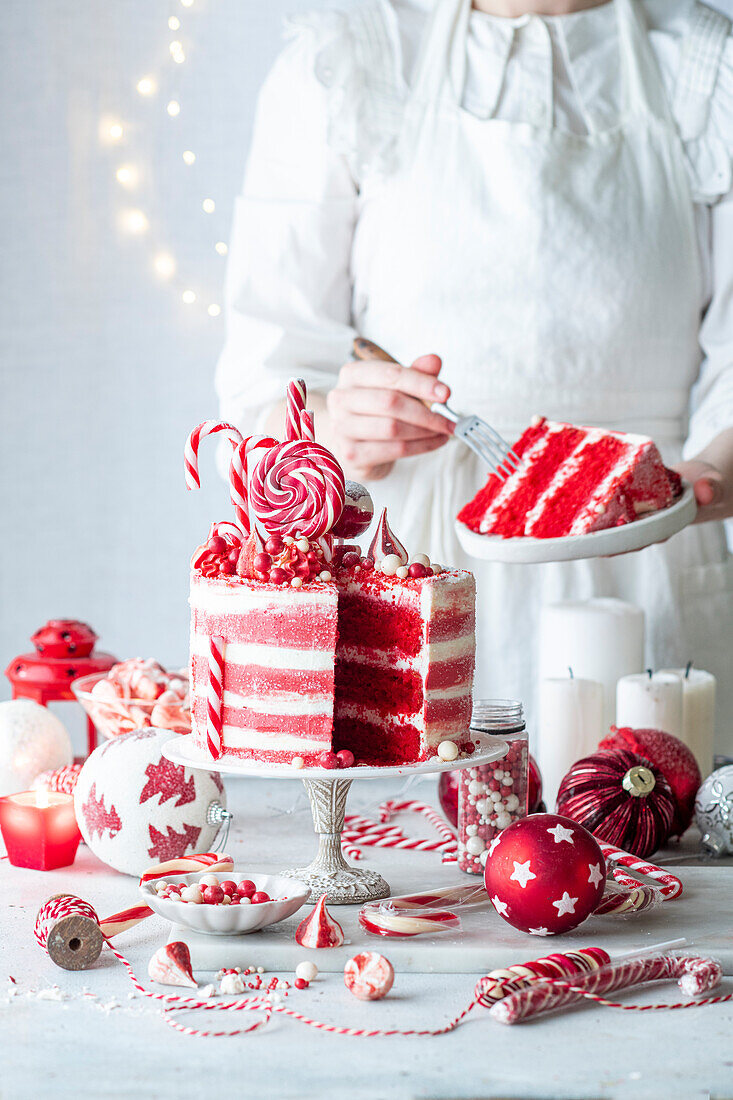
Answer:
[[295, 893, 345, 948]]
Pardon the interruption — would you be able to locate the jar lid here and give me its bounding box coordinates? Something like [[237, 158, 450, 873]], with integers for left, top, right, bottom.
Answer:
[[470, 698, 525, 734]]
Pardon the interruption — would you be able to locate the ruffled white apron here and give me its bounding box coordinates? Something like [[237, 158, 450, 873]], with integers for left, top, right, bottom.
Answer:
[[347, 0, 733, 731]]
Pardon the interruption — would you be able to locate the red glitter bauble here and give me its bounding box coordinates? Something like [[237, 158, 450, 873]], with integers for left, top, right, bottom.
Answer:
[[557, 749, 675, 858], [484, 813, 606, 936], [528, 753, 543, 813], [438, 771, 458, 827], [599, 727, 701, 837]]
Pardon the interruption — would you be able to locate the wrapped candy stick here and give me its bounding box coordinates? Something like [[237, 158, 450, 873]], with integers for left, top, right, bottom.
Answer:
[[359, 884, 487, 937]]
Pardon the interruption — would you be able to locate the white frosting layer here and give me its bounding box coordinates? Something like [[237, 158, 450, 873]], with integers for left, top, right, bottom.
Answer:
[[210, 724, 328, 753], [191, 634, 333, 671], [190, 577, 337, 615], [338, 634, 474, 673], [194, 689, 331, 716]]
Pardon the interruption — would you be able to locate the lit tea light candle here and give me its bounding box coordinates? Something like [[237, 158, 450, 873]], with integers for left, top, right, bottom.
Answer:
[[0, 789, 81, 870]]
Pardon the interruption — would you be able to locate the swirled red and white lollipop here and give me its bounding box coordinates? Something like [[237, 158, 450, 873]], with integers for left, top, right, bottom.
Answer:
[[248, 440, 345, 538]]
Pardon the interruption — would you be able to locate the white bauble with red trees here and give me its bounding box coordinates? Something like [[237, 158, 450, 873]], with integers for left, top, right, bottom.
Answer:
[[484, 813, 606, 935], [73, 729, 226, 876]]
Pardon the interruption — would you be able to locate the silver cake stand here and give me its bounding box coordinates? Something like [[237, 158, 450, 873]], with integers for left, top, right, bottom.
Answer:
[[163, 735, 509, 904]]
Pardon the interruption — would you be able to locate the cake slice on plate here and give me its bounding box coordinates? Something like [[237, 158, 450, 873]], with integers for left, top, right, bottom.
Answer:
[[458, 417, 682, 539]]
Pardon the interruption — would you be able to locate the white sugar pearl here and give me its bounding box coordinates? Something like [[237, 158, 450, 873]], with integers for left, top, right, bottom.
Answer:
[[319, 571, 332, 582], [505, 794, 520, 812], [437, 740, 459, 762], [475, 798, 490, 816], [469, 768, 477, 779], [296, 538, 310, 552], [466, 824, 478, 837], [494, 770, 504, 780], [291, 756, 304, 769], [466, 836, 485, 856], [479, 849, 489, 866], [431, 564, 446, 575], [503, 776, 514, 786], [468, 779, 482, 796], [221, 894, 231, 905], [395, 566, 409, 579], [199, 874, 219, 886], [154, 880, 169, 893], [496, 812, 512, 830], [180, 885, 203, 904], [290, 577, 303, 589], [380, 554, 402, 576], [411, 553, 431, 567], [239, 897, 251, 905], [283, 536, 294, 545], [490, 790, 502, 803], [296, 960, 318, 982]]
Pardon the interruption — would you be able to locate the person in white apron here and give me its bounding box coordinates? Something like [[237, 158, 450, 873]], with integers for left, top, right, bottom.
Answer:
[[216, 0, 733, 732]]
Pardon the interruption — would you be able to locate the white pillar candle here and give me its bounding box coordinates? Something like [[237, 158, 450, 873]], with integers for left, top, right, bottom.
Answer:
[[539, 599, 645, 734], [616, 672, 683, 738], [659, 667, 716, 778], [538, 676, 604, 810]]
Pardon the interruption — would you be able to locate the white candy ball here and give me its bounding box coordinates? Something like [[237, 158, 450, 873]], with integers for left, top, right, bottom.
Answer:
[[296, 538, 310, 552], [0, 700, 73, 796], [475, 798, 490, 816], [466, 836, 485, 856], [199, 873, 220, 886], [380, 554, 402, 576], [437, 740, 459, 762], [466, 824, 478, 837], [395, 566, 409, 580], [291, 756, 305, 769], [496, 812, 513, 830], [505, 794, 520, 812], [319, 571, 332, 582], [180, 885, 203, 904], [295, 961, 318, 982], [468, 779, 483, 796], [479, 849, 489, 866], [411, 554, 431, 567], [490, 790, 502, 803]]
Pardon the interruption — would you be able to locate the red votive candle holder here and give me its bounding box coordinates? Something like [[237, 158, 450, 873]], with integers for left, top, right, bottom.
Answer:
[[0, 790, 81, 870]]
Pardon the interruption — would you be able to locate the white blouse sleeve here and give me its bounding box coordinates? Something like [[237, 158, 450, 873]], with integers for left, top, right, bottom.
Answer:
[[215, 23, 359, 435], [683, 28, 733, 459]]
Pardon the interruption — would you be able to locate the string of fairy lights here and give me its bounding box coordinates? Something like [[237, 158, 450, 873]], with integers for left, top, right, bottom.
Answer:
[[100, 0, 227, 319]]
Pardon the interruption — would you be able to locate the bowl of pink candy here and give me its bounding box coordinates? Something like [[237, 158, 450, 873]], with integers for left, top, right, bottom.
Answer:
[[72, 658, 191, 740], [140, 871, 309, 935]]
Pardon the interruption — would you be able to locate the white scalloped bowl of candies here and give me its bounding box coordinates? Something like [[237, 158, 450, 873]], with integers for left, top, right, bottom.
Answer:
[[140, 870, 309, 936]]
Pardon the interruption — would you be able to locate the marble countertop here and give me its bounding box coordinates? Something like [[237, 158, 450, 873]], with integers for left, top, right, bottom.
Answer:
[[3, 774, 732, 1100]]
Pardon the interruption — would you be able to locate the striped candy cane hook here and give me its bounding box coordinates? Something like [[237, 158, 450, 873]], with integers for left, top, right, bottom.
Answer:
[[184, 421, 243, 490], [229, 436, 277, 533]]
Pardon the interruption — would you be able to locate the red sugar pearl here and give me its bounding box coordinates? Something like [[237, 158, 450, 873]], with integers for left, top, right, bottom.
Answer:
[[336, 749, 355, 769], [294, 978, 309, 990], [219, 560, 236, 576], [269, 567, 288, 585], [207, 535, 227, 554], [340, 551, 361, 569], [265, 536, 284, 555], [318, 751, 340, 769], [219, 880, 237, 896], [251, 891, 271, 904], [408, 563, 430, 579], [236, 880, 256, 898], [203, 885, 224, 905], [360, 557, 374, 571], [253, 553, 272, 573]]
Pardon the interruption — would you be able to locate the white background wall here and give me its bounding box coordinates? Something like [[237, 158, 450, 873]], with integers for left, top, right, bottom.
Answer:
[[1, 0, 732, 701]]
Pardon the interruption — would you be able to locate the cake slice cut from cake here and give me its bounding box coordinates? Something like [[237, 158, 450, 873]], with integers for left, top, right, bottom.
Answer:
[[457, 417, 682, 539]]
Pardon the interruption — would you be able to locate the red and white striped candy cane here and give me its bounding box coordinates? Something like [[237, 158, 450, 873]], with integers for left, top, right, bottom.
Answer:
[[249, 439, 345, 538], [285, 379, 307, 441], [229, 435, 277, 533], [103, 854, 235, 936], [206, 635, 225, 759], [379, 799, 459, 847], [600, 842, 683, 900], [184, 421, 242, 490], [300, 409, 315, 442]]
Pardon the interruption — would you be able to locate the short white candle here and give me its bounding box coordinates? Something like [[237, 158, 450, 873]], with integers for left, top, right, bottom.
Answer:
[[538, 675, 604, 810], [616, 672, 683, 738], [659, 667, 716, 778], [539, 599, 645, 733]]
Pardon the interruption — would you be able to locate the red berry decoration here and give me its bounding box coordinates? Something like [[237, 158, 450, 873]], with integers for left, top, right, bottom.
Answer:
[[599, 727, 701, 837], [484, 813, 606, 936], [528, 753, 543, 813], [556, 749, 675, 858], [438, 771, 459, 827]]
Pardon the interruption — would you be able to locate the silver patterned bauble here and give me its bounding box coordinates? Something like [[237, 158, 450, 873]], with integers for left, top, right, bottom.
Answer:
[[695, 765, 733, 856]]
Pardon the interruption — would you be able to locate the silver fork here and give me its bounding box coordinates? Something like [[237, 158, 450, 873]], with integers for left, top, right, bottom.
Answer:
[[352, 338, 522, 480]]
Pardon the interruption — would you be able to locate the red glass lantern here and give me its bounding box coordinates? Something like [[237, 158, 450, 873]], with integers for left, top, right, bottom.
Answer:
[[5, 621, 116, 757]]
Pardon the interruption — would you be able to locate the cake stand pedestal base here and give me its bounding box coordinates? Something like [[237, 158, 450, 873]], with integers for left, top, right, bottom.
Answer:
[[280, 777, 390, 904]]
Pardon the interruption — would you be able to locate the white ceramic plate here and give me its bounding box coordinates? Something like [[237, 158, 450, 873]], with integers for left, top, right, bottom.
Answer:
[[163, 734, 509, 780], [455, 485, 696, 564], [140, 871, 309, 936]]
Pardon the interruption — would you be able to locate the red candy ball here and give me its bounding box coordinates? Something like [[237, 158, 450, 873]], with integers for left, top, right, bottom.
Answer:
[[203, 885, 224, 905], [599, 727, 701, 836], [269, 567, 287, 585], [253, 553, 272, 573], [294, 977, 308, 990], [336, 749, 355, 769], [438, 771, 459, 827], [340, 551, 361, 570], [251, 891, 271, 904], [219, 880, 237, 897], [408, 563, 430, 579], [528, 754, 543, 813], [265, 536, 284, 555], [236, 880, 256, 898], [207, 535, 227, 554], [318, 751, 340, 769], [484, 813, 606, 936]]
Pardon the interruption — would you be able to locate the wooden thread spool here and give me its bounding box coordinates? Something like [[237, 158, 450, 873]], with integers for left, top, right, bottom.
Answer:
[[38, 894, 104, 971]]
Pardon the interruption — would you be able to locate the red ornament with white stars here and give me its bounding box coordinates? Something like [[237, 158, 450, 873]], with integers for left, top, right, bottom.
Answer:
[[484, 813, 606, 936]]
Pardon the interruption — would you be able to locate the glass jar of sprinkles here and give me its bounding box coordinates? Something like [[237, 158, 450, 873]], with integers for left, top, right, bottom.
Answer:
[[458, 700, 529, 875]]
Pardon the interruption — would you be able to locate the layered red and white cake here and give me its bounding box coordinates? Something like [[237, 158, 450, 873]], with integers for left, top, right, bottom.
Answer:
[[185, 386, 476, 768], [458, 417, 682, 539]]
